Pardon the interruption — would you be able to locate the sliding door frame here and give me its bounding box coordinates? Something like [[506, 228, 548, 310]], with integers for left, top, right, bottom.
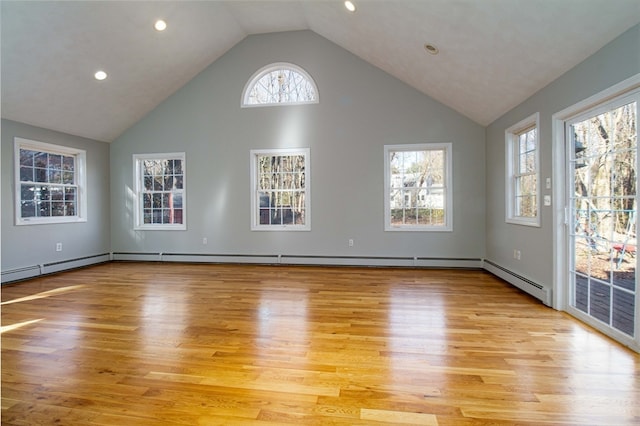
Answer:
[[552, 73, 640, 352]]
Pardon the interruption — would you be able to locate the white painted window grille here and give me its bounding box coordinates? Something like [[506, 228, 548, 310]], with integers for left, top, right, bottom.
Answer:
[[384, 143, 452, 231], [506, 113, 540, 227], [242, 63, 318, 107], [133, 153, 186, 230], [250, 148, 310, 231], [14, 138, 87, 225]]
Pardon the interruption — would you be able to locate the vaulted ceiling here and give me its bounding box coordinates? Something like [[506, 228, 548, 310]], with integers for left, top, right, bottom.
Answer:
[[2, 1, 639, 142]]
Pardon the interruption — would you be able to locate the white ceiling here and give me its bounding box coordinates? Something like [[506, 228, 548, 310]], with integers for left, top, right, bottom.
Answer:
[[2, 0, 639, 142]]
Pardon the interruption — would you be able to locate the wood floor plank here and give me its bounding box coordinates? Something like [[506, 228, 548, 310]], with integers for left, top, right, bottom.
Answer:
[[360, 408, 438, 425], [2, 262, 639, 425]]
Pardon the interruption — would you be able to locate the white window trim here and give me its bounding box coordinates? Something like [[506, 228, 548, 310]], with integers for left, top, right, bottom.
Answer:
[[384, 143, 453, 232], [250, 147, 311, 231], [14, 137, 87, 226], [133, 152, 187, 231], [505, 112, 541, 227], [241, 62, 319, 108]]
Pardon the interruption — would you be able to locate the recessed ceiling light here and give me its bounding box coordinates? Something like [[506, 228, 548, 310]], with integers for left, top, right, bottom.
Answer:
[[94, 70, 107, 81], [424, 43, 439, 55], [344, 1, 356, 12], [154, 19, 167, 31]]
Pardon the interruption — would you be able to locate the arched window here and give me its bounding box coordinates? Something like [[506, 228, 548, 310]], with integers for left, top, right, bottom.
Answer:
[[242, 62, 318, 107]]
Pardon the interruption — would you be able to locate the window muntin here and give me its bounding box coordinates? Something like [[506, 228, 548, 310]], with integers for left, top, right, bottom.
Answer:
[[242, 62, 318, 107], [14, 138, 87, 225], [133, 153, 186, 230], [384, 143, 452, 231], [250, 148, 310, 231], [506, 113, 540, 226]]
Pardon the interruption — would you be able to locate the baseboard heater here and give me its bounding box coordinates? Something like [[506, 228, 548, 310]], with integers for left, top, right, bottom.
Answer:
[[112, 252, 483, 269], [1, 253, 111, 284], [483, 259, 552, 306], [2, 252, 485, 284]]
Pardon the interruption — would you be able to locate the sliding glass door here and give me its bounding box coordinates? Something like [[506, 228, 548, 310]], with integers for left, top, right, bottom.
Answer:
[[567, 91, 638, 346]]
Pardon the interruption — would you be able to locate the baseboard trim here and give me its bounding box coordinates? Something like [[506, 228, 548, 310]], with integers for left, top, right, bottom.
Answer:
[[1, 253, 112, 284], [483, 259, 552, 306], [2, 252, 486, 283], [111, 252, 483, 269], [0, 265, 42, 283]]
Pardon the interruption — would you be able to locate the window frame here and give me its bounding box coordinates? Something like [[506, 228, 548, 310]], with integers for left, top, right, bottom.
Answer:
[[241, 62, 319, 108], [14, 137, 87, 226], [505, 112, 541, 227], [133, 152, 187, 231], [250, 147, 311, 231], [384, 143, 453, 232]]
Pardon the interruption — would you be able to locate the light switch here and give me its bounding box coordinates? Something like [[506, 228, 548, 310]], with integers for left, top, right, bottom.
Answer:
[[546, 177, 551, 189]]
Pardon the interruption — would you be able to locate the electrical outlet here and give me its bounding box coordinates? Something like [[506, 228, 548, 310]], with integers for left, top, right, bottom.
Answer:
[[56, 242, 62, 252], [348, 239, 354, 247], [202, 237, 208, 245], [513, 249, 521, 260]]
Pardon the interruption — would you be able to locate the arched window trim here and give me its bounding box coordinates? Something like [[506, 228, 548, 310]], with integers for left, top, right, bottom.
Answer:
[[241, 62, 319, 108]]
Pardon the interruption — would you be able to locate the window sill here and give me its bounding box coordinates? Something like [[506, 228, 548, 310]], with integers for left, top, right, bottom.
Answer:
[[506, 218, 541, 227], [251, 225, 311, 231], [385, 225, 452, 232], [16, 217, 87, 226], [134, 225, 187, 231]]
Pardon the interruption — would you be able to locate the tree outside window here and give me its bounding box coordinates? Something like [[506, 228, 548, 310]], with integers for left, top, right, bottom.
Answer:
[[14, 138, 87, 225], [506, 113, 540, 227], [134, 153, 186, 230], [251, 148, 310, 231], [384, 143, 452, 231], [242, 63, 318, 107]]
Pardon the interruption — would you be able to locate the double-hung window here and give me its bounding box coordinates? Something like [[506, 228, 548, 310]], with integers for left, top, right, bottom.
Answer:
[[384, 143, 453, 231], [133, 153, 186, 230], [506, 113, 540, 226], [14, 138, 87, 225], [250, 148, 310, 231]]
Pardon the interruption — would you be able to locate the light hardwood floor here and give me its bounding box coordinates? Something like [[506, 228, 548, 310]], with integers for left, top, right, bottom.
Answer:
[[2, 262, 639, 425]]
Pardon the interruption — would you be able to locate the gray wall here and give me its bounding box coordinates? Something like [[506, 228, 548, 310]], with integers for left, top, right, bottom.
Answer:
[[485, 24, 640, 290], [3, 25, 637, 285], [1, 119, 111, 271], [111, 31, 486, 260]]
